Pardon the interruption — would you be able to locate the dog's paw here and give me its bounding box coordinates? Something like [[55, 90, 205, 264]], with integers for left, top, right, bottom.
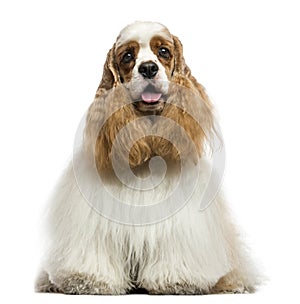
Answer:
[[60, 272, 130, 295], [59, 273, 112, 295], [36, 271, 128, 295], [143, 282, 207, 295], [211, 272, 254, 294], [35, 271, 62, 293], [211, 282, 248, 294]]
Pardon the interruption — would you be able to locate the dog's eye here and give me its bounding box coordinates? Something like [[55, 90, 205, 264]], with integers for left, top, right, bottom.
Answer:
[[122, 52, 134, 64], [158, 47, 170, 59]]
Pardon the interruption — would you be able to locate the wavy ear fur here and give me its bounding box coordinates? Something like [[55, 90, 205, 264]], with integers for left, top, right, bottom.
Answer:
[[97, 44, 120, 92], [172, 35, 212, 106], [172, 35, 192, 78], [172, 35, 219, 149]]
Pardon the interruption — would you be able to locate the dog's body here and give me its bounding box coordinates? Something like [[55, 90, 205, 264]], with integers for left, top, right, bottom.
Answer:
[[36, 21, 259, 295]]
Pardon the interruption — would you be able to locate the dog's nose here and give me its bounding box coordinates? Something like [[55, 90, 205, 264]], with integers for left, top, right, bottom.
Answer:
[[138, 61, 158, 79]]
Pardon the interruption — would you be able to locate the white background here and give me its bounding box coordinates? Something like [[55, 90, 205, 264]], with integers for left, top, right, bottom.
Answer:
[[1, 0, 300, 303]]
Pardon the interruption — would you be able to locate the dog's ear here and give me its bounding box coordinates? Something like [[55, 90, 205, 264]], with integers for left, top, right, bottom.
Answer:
[[172, 35, 212, 107], [97, 44, 120, 91], [172, 35, 192, 78]]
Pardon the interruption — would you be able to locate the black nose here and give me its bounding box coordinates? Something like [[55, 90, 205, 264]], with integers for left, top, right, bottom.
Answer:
[[138, 61, 158, 79]]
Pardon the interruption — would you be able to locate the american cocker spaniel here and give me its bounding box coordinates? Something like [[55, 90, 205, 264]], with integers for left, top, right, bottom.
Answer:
[[36, 21, 260, 295]]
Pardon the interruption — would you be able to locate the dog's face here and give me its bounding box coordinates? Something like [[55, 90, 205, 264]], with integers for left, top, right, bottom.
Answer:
[[115, 22, 173, 113]]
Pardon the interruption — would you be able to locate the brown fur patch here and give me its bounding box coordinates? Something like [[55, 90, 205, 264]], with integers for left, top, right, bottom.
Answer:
[[151, 84, 212, 162], [115, 41, 140, 83], [171, 35, 213, 109], [85, 86, 152, 171], [86, 30, 215, 173], [85, 85, 213, 172], [150, 35, 175, 79], [97, 44, 120, 92]]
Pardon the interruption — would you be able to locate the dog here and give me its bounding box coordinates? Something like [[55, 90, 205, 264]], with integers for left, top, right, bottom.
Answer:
[[36, 21, 260, 295]]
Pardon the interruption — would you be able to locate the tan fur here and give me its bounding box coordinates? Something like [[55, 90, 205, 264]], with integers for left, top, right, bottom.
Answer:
[[150, 35, 175, 79], [172, 35, 213, 108], [85, 86, 152, 171], [96, 44, 120, 92], [36, 22, 260, 296], [212, 271, 253, 294], [115, 41, 140, 83], [85, 33, 214, 172]]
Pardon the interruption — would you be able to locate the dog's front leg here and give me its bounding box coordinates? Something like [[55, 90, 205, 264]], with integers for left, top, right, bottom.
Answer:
[[36, 162, 131, 295]]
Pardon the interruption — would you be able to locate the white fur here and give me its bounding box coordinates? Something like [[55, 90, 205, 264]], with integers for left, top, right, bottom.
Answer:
[[41, 146, 258, 293], [116, 21, 172, 48], [117, 21, 170, 100], [39, 22, 260, 294]]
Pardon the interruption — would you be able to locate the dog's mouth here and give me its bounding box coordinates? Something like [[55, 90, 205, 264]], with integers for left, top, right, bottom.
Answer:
[[134, 85, 165, 114]]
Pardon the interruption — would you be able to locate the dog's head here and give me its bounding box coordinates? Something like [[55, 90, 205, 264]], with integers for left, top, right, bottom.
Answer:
[[98, 21, 195, 114], [86, 21, 215, 171]]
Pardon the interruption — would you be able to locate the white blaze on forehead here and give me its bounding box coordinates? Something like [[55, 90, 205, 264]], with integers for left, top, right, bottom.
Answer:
[[116, 21, 172, 48]]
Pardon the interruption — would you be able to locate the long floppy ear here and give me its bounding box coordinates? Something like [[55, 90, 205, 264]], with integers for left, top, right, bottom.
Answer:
[[97, 43, 120, 91], [172, 35, 212, 107], [171, 34, 218, 147], [172, 35, 192, 78]]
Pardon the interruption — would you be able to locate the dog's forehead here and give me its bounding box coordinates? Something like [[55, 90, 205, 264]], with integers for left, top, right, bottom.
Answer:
[[116, 21, 172, 48]]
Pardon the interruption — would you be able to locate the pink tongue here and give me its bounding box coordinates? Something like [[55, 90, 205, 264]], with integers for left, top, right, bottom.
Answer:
[[141, 92, 162, 103]]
